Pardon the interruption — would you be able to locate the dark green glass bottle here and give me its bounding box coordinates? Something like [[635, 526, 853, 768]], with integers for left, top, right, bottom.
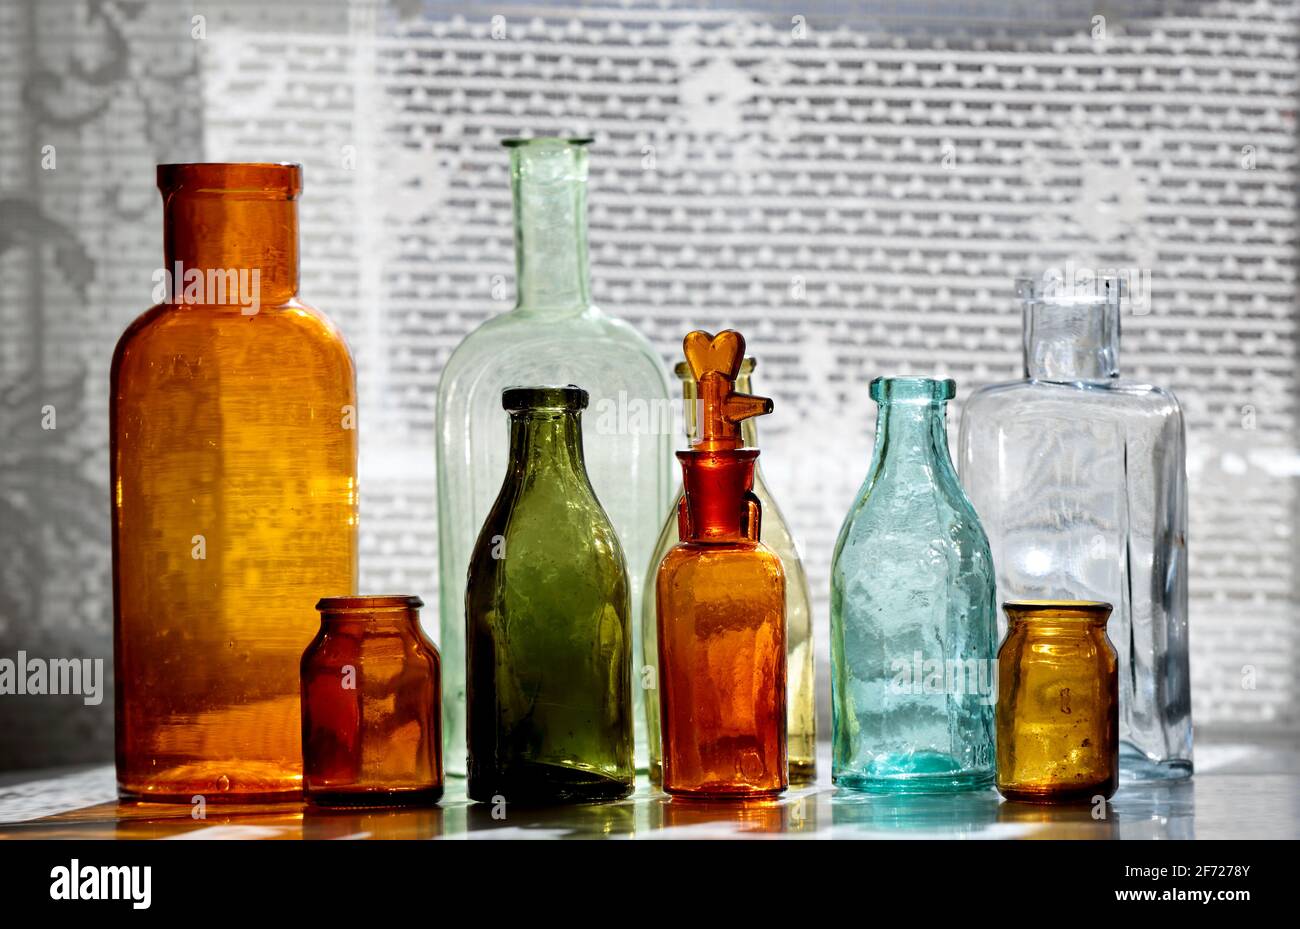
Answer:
[[466, 385, 635, 803]]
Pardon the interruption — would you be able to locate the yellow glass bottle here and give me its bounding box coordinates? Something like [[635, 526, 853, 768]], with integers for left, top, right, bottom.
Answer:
[[995, 601, 1119, 803], [112, 163, 358, 801]]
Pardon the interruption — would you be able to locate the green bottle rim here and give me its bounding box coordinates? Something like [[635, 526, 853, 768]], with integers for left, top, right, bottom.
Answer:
[[501, 137, 594, 148], [501, 384, 589, 412]]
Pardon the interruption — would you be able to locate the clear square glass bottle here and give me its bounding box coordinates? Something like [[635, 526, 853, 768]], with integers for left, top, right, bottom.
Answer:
[[958, 274, 1192, 782]]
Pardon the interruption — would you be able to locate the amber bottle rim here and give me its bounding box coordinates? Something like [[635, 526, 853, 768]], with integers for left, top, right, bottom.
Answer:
[[157, 163, 303, 199], [1003, 599, 1114, 623], [316, 595, 424, 614]]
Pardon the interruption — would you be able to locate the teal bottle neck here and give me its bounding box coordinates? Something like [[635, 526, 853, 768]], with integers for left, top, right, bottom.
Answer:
[[868, 377, 960, 489], [508, 139, 592, 318]]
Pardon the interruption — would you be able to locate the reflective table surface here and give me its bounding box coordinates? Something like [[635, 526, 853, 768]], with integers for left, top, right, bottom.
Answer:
[[1, 738, 1295, 839]]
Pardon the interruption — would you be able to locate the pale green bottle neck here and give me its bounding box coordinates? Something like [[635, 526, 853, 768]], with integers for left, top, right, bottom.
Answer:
[[510, 142, 592, 317]]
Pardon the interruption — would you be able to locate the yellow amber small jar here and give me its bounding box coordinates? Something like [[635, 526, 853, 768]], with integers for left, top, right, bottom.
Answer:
[[996, 601, 1119, 804]]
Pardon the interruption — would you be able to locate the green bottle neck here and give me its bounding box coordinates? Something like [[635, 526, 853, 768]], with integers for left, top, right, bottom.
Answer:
[[507, 410, 588, 479], [509, 141, 592, 317]]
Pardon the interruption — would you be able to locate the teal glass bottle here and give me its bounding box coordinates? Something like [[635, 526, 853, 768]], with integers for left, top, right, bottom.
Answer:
[[830, 377, 997, 792], [465, 385, 635, 803]]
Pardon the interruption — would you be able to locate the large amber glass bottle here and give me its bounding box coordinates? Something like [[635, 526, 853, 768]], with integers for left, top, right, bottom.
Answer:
[[996, 601, 1119, 803], [466, 386, 634, 804], [656, 331, 788, 799], [643, 357, 815, 786], [112, 163, 358, 801]]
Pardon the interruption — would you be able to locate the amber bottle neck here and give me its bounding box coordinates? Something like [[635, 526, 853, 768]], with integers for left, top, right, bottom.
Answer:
[[1004, 601, 1113, 633], [322, 613, 421, 633], [162, 192, 300, 305], [678, 449, 760, 543], [677, 363, 763, 448]]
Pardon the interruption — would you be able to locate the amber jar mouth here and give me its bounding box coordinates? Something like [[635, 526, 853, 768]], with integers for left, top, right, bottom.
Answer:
[[316, 595, 424, 613], [1004, 599, 1113, 624], [157, 163, 303, 199]]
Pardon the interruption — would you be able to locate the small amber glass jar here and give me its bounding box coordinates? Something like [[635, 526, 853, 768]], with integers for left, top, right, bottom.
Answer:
[[996, 601, 1119, 804], [301, 596, 443, 806]]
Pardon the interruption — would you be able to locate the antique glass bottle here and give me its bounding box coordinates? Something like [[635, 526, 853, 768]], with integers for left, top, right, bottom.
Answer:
[[831, 377, 997, 793], [643, 357, 815, 786], [436, 139, 670, 776], [301, 596, 443, 806], [466, 386, 634, 803], [996, 601, 1119, 804], [656, 330, 788, 799], [112, 163, 358, 801], [958, 275, 1192, 781]]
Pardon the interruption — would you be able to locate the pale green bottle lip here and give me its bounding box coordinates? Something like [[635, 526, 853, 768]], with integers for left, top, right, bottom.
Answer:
[[869, 376, 956, 402]]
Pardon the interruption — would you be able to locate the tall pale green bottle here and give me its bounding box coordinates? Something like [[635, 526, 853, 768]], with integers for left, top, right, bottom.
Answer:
[[466, 385, 634, 803], [435, 139, 671, 776]]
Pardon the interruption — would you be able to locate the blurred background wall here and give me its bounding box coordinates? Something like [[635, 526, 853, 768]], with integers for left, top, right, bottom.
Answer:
[[1, 0, 1296, 769]]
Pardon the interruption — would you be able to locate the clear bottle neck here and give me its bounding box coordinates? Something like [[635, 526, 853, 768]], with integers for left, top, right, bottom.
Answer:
[[1019, 276, 1122, 382], [508, 139, 593, 317]]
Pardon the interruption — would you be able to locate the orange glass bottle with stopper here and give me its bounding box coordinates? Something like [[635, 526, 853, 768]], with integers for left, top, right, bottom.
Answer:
[[655, 330, 788, 799]]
